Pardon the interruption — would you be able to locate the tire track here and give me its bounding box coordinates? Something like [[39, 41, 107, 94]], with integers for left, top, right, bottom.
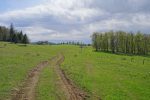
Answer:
[[10, 61, 49, 100], [10, 54, 89, 100], [51, 54, 89, 100]]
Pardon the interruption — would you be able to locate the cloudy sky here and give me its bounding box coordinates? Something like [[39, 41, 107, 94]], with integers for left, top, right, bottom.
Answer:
[[0, 0, 150, 43]]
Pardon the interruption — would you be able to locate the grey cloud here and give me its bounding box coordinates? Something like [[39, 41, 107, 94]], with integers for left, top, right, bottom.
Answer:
[[92, 0, 150, 13], [0, 0, 150, 42]]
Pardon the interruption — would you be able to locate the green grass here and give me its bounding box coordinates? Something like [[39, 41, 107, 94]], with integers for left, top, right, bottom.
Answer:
[[37, 66, 58, 100], [0, 42, 150, 100], [0, 42, 61, 99], [61, 45, 150, 100]]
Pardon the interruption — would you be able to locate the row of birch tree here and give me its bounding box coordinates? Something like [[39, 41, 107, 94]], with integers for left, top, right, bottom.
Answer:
[[92, 31, 150, 55]]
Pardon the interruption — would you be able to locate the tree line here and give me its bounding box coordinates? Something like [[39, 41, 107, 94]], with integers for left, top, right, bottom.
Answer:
[[0, 24, 29, 44], [35, 41, 89, 46], [92, 31, 150, 55], [58, 41, 88, 46]]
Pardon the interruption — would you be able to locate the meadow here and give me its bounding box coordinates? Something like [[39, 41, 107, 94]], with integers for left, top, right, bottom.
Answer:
[[61, 45, 150, 100], [0, 42, 61, 99], [0, 42, 150, 100]]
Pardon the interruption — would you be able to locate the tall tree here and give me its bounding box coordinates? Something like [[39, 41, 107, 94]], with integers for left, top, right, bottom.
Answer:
[[22, 34, 29, 44], [92, 32, 99, 51], [9, 23, 15, 42], [110, 31, 115, 53], [18, 31, 23, 43]]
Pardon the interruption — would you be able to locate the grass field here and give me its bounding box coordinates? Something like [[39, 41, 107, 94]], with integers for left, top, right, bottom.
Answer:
[[0, 42, 150, 100], [61, 46, 150, 100], [0, 42, 61, 99], [36, 66, 64, 100], [36, 56, 66, 100]]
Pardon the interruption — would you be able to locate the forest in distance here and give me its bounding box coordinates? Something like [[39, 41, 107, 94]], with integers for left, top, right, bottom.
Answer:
[[0, 24, 29, 44], [0, 24, 150, 55], [92, 31, 150, 55]]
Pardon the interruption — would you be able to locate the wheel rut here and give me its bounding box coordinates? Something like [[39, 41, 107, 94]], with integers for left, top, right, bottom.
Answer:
[[10, 54, 88, 100], [10, 61, 49, 100], [51, 54, 88, 100]]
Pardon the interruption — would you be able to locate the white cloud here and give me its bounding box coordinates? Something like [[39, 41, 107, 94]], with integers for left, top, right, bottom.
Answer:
[[0, 0, 150, 42], [0, 0, 104, 23], [83, 18, 132, 33], [132, 13, 150, 26], [82, 13, 150, 33], [0, 0, 107, 42], [28, 29, 87, 42], [18, 26, 57, 35]]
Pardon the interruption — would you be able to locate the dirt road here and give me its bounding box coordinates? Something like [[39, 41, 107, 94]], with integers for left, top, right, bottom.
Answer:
[[51, 54, 88, 100], [10, 54, 88, 100]]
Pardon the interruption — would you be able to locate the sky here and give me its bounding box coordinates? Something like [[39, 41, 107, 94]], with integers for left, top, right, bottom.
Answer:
[[0, 0, 150, 43]]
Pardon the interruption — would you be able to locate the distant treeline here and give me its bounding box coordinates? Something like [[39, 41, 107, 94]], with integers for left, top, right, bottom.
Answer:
[[58, 41, 89, 46], [35, 41, 90, 46], [92, 31, 150, 55], [0, 24, 29, 44]]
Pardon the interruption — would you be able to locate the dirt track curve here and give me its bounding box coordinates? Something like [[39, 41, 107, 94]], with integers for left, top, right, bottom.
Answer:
[[51, 54, 88, 100], [10, 54, 88, 100]]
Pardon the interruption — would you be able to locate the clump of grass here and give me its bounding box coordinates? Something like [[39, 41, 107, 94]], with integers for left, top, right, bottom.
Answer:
[[121, 58, 126, 60], [37, 53, 40, 56], [74, 54, 78, 57]]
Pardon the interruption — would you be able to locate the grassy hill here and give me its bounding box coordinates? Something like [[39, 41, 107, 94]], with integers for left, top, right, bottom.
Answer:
[[0, 42, 150, 100]]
